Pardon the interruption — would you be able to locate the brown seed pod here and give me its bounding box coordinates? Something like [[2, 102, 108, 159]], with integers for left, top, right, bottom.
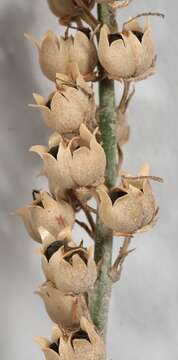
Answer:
[[98, 18, 156, 81], [97, 164, 158, 234], [17, 192, 75, 243], [34, 325, 63, 360], [36, 281, 89, 331], [25, 30, 97, 82], [60, 317, 106, 360], [30, 64, 95, 135], [30, 124, 106, 200]]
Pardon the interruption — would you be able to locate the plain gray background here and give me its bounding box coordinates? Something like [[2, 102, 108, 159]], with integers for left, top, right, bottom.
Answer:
[[0, 0, 177, 359]]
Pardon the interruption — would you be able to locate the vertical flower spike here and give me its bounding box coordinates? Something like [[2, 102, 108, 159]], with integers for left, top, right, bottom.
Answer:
[[18, 1, 163, 358], [17, 191, 75, 243], [60, 317, 106, 360], [25, 30, 97, 82], [98, 19, 156, 81], [36, 281, 89, 331], [31, 65, 95, 135], [34, 325, 63, 360]]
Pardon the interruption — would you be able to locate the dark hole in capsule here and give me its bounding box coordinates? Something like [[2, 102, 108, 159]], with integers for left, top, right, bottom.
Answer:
[[79, 27, 91, 40], [72, 330, 90, 345], [64, 250, 88, 265], [75, 145, 81, 150], [48, 145, 59, 159], [46, 99, 52, 109], [44, 240, 64, 262], [49, 339, 60, 354], [108, 33, 123, 45], [109, 189, 127, 205], [132, 30, 144, 43], [37, 201, 44, 207], [32, 190, 44, 207], [32, 189, 40, 200]]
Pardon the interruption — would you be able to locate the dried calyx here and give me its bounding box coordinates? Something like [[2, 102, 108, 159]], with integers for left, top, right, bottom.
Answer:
[[31, 65, 95, 135], [36, 281, 89, 330], [25, 28, 97, 82], [61, 317, 106, 360], [34, 324, 62, 360], [44, 239, 88, 264], [39, 226, 97, 295], [63, 246, 88, 266], [97, 165, 160, 235], [17, 191, 75, 243], [30, 124, 106, 200], [98, 18, 156, 81]]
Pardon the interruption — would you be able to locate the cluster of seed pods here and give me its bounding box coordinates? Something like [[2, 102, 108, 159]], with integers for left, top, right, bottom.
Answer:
[[17, 1, 162, 359]]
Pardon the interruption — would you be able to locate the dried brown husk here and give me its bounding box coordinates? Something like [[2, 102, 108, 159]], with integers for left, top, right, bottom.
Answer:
[[17, 192, 75, 243]]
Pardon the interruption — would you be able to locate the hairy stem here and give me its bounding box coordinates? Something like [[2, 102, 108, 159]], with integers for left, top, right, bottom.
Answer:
[[89, 3, 117, 342]]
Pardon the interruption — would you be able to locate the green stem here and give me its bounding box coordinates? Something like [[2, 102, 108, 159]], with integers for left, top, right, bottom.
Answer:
[[89, 3, 117, 343]]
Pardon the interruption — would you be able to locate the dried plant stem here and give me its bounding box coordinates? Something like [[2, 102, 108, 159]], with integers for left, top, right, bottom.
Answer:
[[109, 236, 134, 283], [118, 81, 130, 112], [89, 3, 117, 343]]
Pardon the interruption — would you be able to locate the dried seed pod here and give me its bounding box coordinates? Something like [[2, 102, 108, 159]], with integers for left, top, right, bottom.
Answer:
[[25, 30, 97, 82], [37, 227, 74, 282], [97, 185, 143, 234], [62, 124, 106, 188], [17, 191, 75, 243], [47, 0, 81, 19], [97, 165, 158, 234], [121, 164, 157, 228], [34, 325, 63, 360], [36, 281, 89, 331], [98, 18, 156, 81], [31, 124, 106, 199], [31, 65, 95, 134], [52, 246, 97, 294], [40, 226, 97, 294], [47, 0, 95, 25], [60, 317, 106, 360]]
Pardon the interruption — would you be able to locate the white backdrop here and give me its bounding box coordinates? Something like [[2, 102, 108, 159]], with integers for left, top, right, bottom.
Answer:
[[0, 0, 177, 359]]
